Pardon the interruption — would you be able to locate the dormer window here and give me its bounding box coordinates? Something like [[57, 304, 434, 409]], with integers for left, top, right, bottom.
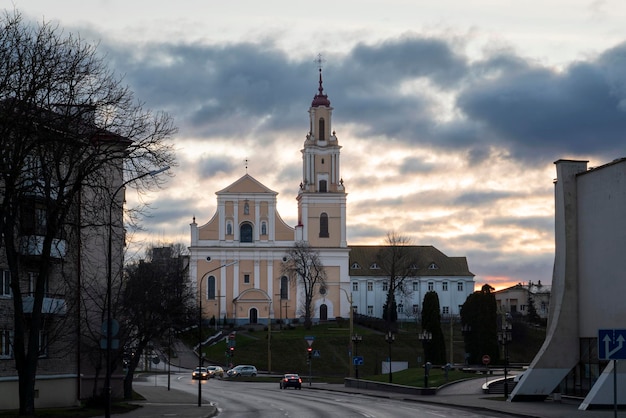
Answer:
[[428, 263, 439, 270], [370, 263, 380, 270], [409, 264, 418, 270], [351, 263, 361, 269]]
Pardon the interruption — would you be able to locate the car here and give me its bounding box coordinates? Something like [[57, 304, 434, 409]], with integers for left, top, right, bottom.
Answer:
[[192, 367, 208, 380], [207, 365, 224, 378], [226, 365, 257, 377], [279, 373, 302, 389]]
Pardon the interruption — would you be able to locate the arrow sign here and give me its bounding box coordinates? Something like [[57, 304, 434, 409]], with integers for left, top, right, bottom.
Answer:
[[598, 329, 626, 360]]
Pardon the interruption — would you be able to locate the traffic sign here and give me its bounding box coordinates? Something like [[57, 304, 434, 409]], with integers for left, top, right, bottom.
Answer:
[[312, 349, 321, 358], [353, 356, 364, 366], [598, 329, 626, 360], [482, 354, 491, 365], [305, 335, 315, 347]]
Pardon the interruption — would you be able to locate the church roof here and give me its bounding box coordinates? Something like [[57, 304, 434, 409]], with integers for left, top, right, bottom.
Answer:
[[348, 245, 474, 277], [216, 173, 278, 195]]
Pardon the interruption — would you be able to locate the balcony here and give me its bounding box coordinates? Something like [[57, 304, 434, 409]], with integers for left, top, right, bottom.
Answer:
[[19, 235, 67, 258], [22, 294, 67, 315]]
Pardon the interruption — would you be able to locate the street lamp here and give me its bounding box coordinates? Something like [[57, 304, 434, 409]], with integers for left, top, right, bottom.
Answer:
[[351, 334, 362, 379], [198, 260, 238, 407], [419, 330, 433, 387], [385, 331, 395, 383], [105, 166, 169, 418], [498, 322, 513, 399]]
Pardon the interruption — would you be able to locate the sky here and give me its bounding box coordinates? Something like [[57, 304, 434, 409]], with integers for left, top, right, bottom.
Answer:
[[13, 1, 626, 291]]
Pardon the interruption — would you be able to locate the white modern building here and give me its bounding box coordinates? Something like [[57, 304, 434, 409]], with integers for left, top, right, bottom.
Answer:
[[511, 158, 626, 409]]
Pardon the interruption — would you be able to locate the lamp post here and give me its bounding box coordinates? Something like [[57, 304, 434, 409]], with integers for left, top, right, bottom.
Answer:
[[498, 322, 513, 399], [105, 166, 169, 418], [197, 260, 238, 407], [385, 331, 395, 383], [351, 334, 362, 379], [338, 286, 354, 378], [419, 330, 433, 387]]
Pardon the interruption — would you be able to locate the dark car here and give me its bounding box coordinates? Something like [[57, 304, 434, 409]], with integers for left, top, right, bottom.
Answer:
[[192, 367, 208, 380], [279, 373, 302, 389]]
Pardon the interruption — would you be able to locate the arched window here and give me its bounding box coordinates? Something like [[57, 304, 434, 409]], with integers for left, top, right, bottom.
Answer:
[[280, 276, 289, 299], [318, 118, 325, 140], [320, 304, 328, 321], [319, 213, 329, 238], [319, 179, 327, 192], [261, 221, 267, 235], [207, 276, 216, 300], [240, 223, 253, 242]]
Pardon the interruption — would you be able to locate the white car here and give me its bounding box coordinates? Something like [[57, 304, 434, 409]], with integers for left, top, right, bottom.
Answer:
[[226, 365, 257, 377]]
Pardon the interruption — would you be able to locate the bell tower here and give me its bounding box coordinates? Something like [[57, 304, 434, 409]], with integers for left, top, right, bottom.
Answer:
[[296, 67, 347, 248]]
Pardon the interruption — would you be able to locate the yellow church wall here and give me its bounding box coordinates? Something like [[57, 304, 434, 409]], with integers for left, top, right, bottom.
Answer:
[[198, 213, 219, 240]]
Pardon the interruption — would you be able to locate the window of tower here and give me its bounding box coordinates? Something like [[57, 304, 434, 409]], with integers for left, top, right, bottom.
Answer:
[[318, 118, 325, 141], [319, 179, 327, 192], [319, 213, 329, 237]]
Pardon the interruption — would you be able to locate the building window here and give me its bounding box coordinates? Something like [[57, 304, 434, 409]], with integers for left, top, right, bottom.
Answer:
[[367, 305, 373, 316], [38, 331, 48, 358], [280, 276, 289, 299], [367, 281, 373, 291], [351, 263, 361, 269], [28, 272, 48, 296], [382, 281, 388, 291], [397, 303, 404, 313], [318, 118, 325, 141], [240, 223, 253, 242], [457, 282, 464, 291], [412, 281, 419, 291], [428, 263, 439, 270], [1, 270, 11, 297], [443, 282, 448, 291], [369, 263, 380, 270], [207, 276, 216, 300], [428, 282, 434, 291], [412, 304, 419, 314], [1, 329, 13, 359], [520, 304, 527, 312], [442, 306, 449, 315], [352, 282, 358, 291], [261, 221, 267, 235], [244, 274, 250, 284], [319, 180, 327, 192], [319, 213, 329, 237]]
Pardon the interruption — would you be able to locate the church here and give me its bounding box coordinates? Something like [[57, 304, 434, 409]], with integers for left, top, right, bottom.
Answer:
[[188, 69, 474, 326]]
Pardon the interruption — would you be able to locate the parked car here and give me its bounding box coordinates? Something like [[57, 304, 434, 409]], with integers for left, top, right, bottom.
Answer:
[[207, 365, 224, 378], [192, 367, 208, 380], [279, 373, 302, 389], [226, 365, 257, 377]]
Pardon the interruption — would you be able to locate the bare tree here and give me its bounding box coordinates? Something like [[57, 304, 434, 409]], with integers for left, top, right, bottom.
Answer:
[[376, 231, 418, 330], [281, 242, 326, 330], [0, 10, 175, 415], [120, 244, 195, 400]]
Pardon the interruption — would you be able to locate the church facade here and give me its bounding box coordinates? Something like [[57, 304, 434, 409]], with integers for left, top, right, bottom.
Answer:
[[189, 69, 474, 327]]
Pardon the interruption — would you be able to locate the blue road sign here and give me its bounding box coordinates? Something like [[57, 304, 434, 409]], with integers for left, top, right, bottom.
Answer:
[[312, 349, 321, 358], [598, 329, 626, 360], [353, 356, 364, 366]]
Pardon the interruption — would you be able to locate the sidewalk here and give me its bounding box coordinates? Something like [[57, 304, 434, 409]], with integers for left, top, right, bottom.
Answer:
[[113, 376, 621, 418]]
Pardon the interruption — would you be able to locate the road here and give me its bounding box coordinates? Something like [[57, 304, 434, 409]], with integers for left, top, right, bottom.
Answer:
[[139, 372, 515, 418]]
